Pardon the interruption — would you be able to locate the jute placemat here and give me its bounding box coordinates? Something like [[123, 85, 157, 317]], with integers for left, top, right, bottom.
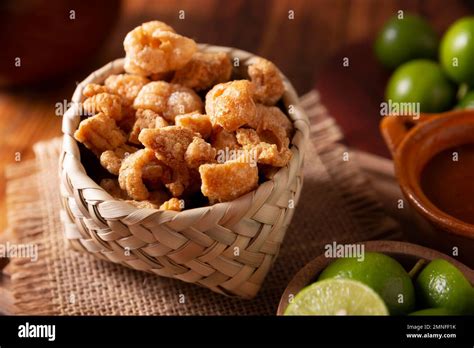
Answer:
[[2, 91, 399, 315]]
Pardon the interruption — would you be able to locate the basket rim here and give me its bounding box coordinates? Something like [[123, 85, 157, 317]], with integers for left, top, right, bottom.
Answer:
[[60, 44, 310, 217]]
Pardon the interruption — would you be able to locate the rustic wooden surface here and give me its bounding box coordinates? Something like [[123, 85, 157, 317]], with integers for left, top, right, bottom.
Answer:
[[1, 0, 473, 232]]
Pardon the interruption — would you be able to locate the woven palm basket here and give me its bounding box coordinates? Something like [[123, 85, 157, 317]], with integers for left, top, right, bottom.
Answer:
[[59, 44, 309, 299]]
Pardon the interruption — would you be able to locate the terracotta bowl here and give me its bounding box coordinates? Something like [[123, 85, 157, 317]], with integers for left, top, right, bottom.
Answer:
[[380, 111, 474, 267], [276, 241, 474, 315]]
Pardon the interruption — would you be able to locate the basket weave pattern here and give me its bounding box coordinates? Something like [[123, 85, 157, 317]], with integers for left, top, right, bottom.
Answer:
[[59, 45, 309, 298]]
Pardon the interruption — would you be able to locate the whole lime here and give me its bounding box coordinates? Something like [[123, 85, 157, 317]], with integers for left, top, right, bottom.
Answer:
[[456, 90, 474, 109], [385, 59, 456, 113], [318, 252, 415, 315], [440, 17, 474, 85], [415, 259, 474, 315], [374, 14, 438, 69]]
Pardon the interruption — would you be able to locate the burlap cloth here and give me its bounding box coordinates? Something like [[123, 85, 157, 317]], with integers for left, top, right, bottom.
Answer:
[[2, 91, 399, 315]]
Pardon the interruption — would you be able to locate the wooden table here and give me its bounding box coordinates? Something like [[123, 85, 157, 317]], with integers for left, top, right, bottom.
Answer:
[[1, 0, 473, 231]]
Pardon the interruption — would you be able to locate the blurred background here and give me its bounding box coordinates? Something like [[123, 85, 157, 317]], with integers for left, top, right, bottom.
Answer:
[[0, 0, 473, 230]]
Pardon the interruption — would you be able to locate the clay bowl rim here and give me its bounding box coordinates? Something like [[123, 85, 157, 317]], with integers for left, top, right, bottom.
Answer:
[[395, 110, 474, 240], [276, 240, 474, 315]]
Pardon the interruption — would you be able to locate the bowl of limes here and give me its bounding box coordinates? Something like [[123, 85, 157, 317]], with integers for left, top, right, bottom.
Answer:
[[277, 241, 474, 316]]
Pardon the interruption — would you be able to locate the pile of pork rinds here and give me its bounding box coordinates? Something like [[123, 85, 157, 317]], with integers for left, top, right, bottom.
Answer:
[[74, 21, 293, 211]]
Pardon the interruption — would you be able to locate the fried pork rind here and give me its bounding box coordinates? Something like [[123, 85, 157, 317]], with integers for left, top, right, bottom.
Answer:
[[129, 108, 169, 144], [139, 126, 196, 197], [154, 114, 169, 128], [139, 126, 196, 164], [83, 83, 109, 97], [100, 178, 129, 199], [100, 141, 171, 190], [199, 159, 258, 202], [143, 159, 172, 185], [117, 105, 137, 134], [171, 51, 232, 91], [83, 92, 123, 120], [185, 137, 216, 168], [235, 128, 260, 146], [118, 149, 156, 200], [133, 81, 170, 112], [205, 80, 256, 132], [252, 142, 292, 167], [100, 144, 138, 175], [248, 104, 292, 160], [256, 117, 289, 152], [74, 113, 126, 156], [124, 21, 197, 76], [133, 81, 203, 122], [248, 57, 285, 105], [166, 89, 203, 122], [124, 57, 150, 76], [252, 104, 293, 137], [175, 112, 212, 139], [82, 83, 143, 132], [103, 156, 169, 194], [104, 74, 149, 106], [236, 128, 291, 167], [160, 197, 183, 211], [127, 190, 170, 209], [210, 126, 240, 152]]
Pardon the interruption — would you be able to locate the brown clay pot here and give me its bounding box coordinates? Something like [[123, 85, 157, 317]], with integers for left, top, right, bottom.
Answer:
[[380, 110, 474, 266]]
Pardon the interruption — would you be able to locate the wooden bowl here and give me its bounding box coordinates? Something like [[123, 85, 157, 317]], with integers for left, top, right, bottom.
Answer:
[[276, 240, 474, 315]]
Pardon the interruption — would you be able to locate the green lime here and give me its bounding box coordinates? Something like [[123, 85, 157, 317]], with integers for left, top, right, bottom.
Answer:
[[410, 308, 458, 316], [374, 14, 438, 69], [440, 17, 474, 85], [284, 279, 389, 316], [318, 252, 415, 315], [456, 90, 474, 109], [385, 59, 456, 113], [415, 259, 474, 315]]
